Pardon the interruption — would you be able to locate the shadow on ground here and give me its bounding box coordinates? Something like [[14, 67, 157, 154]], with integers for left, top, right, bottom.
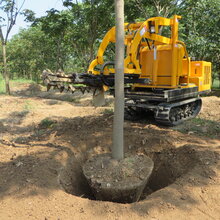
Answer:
[[0, 112, 219, 217]]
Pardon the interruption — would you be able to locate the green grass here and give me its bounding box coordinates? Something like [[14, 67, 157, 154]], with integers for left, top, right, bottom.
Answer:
[[0, 79, 5, 94], [102, 108, 114, 115], [62, 96, 81, 103], [23, 100, 35, 111], [74, 84, 86, 87], [0, 76, 34, 94], [174, 117, 220, 138], [39, 118, 57, 129], [11, 78, 34, 84], [212, 78, 220, 89]]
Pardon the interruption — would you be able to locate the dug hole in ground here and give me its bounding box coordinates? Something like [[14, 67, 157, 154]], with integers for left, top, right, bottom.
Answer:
[[0, 83, 219, 219]]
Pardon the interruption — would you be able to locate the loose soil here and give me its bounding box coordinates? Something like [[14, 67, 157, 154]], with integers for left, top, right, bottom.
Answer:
[[0, 83, 219, 220]]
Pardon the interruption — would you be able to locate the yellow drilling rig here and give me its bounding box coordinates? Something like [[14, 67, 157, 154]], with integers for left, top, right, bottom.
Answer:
[[43, 15, 211, 126]]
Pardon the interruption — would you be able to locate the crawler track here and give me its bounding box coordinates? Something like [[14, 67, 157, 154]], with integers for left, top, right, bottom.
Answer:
[[125, 98, 202, 126], [155, 98, 202, 126]]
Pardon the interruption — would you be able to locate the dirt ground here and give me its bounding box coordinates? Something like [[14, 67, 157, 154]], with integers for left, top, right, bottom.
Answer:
[[0, 83, 219, 220]]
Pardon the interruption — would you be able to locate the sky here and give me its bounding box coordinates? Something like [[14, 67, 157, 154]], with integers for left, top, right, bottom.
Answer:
[[5, 0, 66, 38]]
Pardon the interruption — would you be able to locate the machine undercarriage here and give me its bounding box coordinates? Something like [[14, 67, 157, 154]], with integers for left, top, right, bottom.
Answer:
[[43, 69, 203, 126]]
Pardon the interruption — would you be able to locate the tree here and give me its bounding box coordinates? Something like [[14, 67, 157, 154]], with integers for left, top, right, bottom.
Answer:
[[4, 0, 219, 88], [33, 9, 74, 71], [63, 0, 114, 70], [178, 0, 220, 81], [112, 0, 124, 160], [7, 26, 57, 81], [0, 0, 25, 94], [125, 0, 181, 22]]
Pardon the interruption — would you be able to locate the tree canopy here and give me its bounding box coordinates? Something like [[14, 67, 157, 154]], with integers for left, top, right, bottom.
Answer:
[[1, 0, 220, 85]]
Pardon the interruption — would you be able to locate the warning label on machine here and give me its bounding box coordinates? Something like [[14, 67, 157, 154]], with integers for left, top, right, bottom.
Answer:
[[140, 26, 147, 36]]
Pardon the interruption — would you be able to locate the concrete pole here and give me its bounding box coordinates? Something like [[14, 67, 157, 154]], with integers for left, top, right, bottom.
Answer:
[[112, 0, 125, 160]]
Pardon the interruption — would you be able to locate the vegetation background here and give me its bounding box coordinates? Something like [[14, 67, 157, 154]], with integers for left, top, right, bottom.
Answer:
[[0, 0, 220, 92]]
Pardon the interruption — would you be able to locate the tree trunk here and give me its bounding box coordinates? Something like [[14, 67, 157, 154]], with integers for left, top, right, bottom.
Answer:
[[112, 0, 125, 160], [56, 37, 64, 71], [2, 43, 10, 95], [89, 41, 94, 63]]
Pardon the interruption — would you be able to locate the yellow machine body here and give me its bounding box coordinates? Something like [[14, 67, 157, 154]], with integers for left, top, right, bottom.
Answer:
[[88, 15, 212, 93], [43, 15, 212, 126]]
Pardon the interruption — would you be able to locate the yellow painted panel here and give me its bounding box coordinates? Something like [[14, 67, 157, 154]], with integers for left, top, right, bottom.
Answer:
[[140, 44, 185, 87], [190, 61, 203, 77], [157, 50, 172, 76], [182, 59, 188, 76], [140, 50, 153, 78], [156, 77, 173, 85]]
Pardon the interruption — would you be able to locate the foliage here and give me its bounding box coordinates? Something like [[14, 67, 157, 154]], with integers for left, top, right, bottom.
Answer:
[[125, 0, 181, 21], [7, 26, 58, 81], [62, 0, 115, 70], [178, 0, 220, 75], [0, 0, 25, 94], [33, 9, 75, 71], [212, 78, 220, 89], [2, 0, 220, 88], [0, 0, 25, 43]]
